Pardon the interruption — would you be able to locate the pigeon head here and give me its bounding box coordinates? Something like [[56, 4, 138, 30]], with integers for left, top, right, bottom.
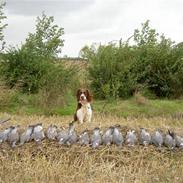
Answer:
[[157, 129, 163, 133], [28, 125, 34, 129], [114, 124, 121, 128], [34, 123, 43, 132], [140, 127, 145, 130], [168, 130, 175, 138], [69, 121, 76, 127], [82, 129, 89, 134], [93, 127, 100, 133], [49, 124, 58, 129], [10, 126, 16, 130], [127, 129, 135, 133], [36, 123, 42, 126], [132, 130, 136, 133]]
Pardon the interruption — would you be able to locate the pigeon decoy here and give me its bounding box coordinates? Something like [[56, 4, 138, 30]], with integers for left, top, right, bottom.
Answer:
[[102, 126, 114, 146], [19, 125, 34, 146], [125, 130, 137, 147], [46, 124, 58, 140], [0, 127, 12, 143], [57, 122, 77, 146], [57, 127, 69, 145], [66, 121, 78, 146], [79, 129, 90, 146], [112, 125, 124, 147], [0, 131, 4, 143], [91, 127, 102, 149], [139, 128, 151, 146], [32, 123, 45, 144], [175, 135, 183, 149], [164, 130, 176, 149], [7, 126, 20, 148], [152, 129, 164, 147]]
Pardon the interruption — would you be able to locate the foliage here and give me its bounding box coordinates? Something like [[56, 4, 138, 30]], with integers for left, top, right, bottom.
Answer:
[[23, 12, 64, 60], [132, 21, 183, 98], [38, 63, 78, 109], [1, 13, 66, 94], [83, 20, 183, 99], [87, 43, 135, 99], [1, 46, 51, 93], [0, 2, 7, 52]]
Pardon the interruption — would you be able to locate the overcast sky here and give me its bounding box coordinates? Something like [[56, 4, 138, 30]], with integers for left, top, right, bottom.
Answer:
[[3, 0, 183, 57]]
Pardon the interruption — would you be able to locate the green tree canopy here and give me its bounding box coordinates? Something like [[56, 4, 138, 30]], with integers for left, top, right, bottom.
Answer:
[[22, 12, 64, 60], [1, 13, 66, 93], [0, 2, 7, 52]]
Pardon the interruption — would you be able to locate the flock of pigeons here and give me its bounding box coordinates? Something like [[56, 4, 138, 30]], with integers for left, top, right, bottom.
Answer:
[[0, 121, 183, 150]]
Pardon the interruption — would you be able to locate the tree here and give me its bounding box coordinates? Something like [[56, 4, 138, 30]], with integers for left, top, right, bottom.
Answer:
[[134, 20, 158, 46], [1, 13, 66, 93], [22, 12, 64, 60], [79, 45, 96, 60], [0, 2, 7, 52]]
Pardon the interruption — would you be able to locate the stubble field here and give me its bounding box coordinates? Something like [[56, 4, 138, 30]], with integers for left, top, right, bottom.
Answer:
[[0, 113, 183, 183]]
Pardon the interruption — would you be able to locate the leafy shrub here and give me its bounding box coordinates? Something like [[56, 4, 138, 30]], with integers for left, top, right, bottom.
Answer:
[[1, 47, 51, 93], [88, 44, 135, 99], [84, 20, 183, 99], [0, 13, 65, 93], [38, 63, 78, 108], [0, 2, 7, 52]]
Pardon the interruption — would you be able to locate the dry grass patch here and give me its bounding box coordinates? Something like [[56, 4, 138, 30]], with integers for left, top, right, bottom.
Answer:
[[0, 113, 183, 183]]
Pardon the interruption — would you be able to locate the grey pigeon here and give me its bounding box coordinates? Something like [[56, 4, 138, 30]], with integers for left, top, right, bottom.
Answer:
[[0, 127, 12, 143], [140, 128, 151, 146], [164, 130, 176, 149], [125, 130, 137, 147], [102, 126, 114, 146], [91, 127, 102, 149], [7, 126, 20, 148], [57, 127, 69, 145], [66, 121, 78, 146], [152, 129, 164, 147], [46, 124, 58, 140], [79, 129, 90, 146], [112, 125, 124, 147], [0, 131, 4, 143], [175, 135, 183, 149], [32, 123, 45, 144], [57, 122, 77, 145], [19, 125, 34, 145]]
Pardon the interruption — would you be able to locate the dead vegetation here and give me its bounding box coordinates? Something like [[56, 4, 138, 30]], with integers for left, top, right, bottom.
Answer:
[[0, 113, 183, 183]]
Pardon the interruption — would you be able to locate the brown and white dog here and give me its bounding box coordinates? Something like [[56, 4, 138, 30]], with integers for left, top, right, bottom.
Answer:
[[74, 89, 92, 124]]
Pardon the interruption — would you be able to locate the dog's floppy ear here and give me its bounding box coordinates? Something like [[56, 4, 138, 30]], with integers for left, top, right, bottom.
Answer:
[[76, 89, 81, 101], [86, 89, 92, 102]]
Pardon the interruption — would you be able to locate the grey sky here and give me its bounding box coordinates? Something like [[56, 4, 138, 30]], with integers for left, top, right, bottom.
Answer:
[[3, 0, 183, 57]]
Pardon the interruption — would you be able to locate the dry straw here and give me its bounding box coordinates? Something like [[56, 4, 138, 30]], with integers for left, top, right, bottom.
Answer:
[[0, 113, 183, 183]]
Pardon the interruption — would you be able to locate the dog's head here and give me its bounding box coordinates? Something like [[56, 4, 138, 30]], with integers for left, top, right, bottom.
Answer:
[[76, 89, 92, 103]]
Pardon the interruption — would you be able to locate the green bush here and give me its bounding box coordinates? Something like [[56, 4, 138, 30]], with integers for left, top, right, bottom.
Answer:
[[38, 63, 77, 108], [131, 21, 183, 98], [84, 20, 183, 99], [0, 13, 65, 93], [0, 2, 7, 52], [1, 47, 51, 93]]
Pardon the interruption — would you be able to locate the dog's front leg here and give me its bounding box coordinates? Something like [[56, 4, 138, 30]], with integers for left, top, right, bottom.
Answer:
[[87, 108, 92, 123], [76, 109, 84, 124]]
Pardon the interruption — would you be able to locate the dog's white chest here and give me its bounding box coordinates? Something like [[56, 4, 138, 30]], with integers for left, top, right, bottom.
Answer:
[[77, 103, 92, 123]]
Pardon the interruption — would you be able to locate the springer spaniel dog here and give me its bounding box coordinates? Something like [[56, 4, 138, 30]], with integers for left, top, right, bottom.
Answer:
[[74, 89, 92, 124]]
